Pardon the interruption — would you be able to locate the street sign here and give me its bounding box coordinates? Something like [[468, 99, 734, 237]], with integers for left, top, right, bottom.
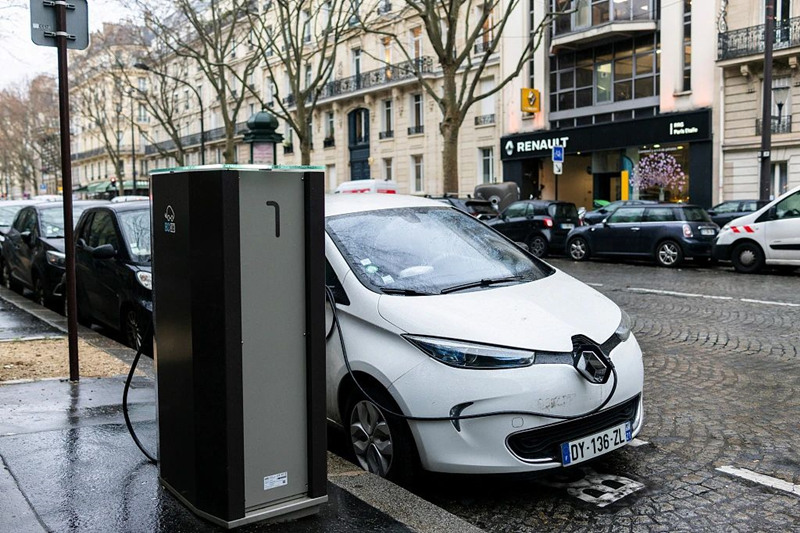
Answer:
[[554, 162, 563, 175], [40, 183, 47, 191], [30, 0, 89, 50], [552, 145, 564, 163]]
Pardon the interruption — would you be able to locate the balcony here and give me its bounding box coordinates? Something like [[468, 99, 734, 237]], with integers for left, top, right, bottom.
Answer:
[[323, 137, 335, 148], [408, 125, 424, 135], [318, 57, 434, 101], [71, 146, 107, 161], [550, 0, 655, 51], [144, 122, 248, 155], [473, 39, 494, 54], [756, 115, 792, 135], [474, 114, 496, 126], [718, 18, 800, 61], [379, 130, 394, 139]]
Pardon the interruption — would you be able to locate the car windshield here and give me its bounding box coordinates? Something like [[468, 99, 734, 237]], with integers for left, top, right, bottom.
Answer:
[[118, 209, 151, 263], [682, 207, 712, 222], [0, 205, 24, 227], [326, 207, 552, 295], [38, 206, 89, 238]]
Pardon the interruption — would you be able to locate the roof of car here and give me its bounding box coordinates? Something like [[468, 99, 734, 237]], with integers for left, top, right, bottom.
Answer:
[[325, 193, 445, 217], [0, 199, 39, 206], [511, 199, 575, 206], [33, 200, 110, 211], [89, 200, 150, 212]]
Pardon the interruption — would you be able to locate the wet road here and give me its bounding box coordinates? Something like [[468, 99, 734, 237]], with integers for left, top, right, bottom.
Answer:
[[0, 296, 61, 341], [409, 259, 800, 532]]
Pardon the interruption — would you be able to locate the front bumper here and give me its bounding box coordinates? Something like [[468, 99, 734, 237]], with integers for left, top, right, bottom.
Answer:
[[712, 242, 732, 261]]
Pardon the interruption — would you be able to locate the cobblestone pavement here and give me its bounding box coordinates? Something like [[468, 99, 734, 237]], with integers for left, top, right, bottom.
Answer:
[[413, 260, 800, 532]]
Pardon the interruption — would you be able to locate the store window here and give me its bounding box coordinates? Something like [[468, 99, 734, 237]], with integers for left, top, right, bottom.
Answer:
[[552, 0, 653, 35], [631, 144, 690, 203]]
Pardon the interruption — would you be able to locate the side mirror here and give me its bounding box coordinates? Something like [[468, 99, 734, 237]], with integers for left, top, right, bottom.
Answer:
[[91, 243, 116, 260], [602, 219, 609, 226], [20, 230, 32, 245]]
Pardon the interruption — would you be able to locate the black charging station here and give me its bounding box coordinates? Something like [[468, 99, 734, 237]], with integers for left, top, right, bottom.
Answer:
[[150, 165, 327, 528]]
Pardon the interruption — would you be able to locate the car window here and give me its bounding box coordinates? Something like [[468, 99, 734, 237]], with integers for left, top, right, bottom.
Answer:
[[326, 207, 552, 295], [12, 208, 32, 232], [88, 210, 120, 250], [77, 212, 94, 245], [503, 203, 527, 218], [0, 205, 25, 227], [548, 203, 578, 219], [681, 207, 712, 222], [775, 190, 800, 220], [38, 205, 91, 238], [712, 201, 739, 214], [117, 209, 151, 262], [608, 207, 645, 223], [644, 207, 677, 222], [741, 201, 759, 211]]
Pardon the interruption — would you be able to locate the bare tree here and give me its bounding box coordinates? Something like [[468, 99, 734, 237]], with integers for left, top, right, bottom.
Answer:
[[363, 0, 554, 193]]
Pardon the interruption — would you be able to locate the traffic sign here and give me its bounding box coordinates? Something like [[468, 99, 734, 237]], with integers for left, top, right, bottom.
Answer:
[[30, 0, 89, 50], [554, 162, 563, 175], [552, 146, 564, 163]]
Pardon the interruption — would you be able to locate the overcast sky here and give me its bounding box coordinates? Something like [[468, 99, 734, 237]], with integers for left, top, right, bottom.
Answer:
[[0, 0, 133, 90]]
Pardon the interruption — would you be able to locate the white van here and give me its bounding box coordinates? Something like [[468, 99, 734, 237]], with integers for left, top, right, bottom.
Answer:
[[334, 179, 398, 194], [713, 184, 800, 273]]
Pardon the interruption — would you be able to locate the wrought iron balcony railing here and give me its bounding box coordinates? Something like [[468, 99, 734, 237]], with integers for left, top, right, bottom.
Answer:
[[323, 137, 335, 148], [408, 125, 424, 135], [379, 130, 394, 139], [71, 146, 107, 161], [474, 39, 494, 54], [283, 143, 294, 154], [474, 114, 496, 126], [755, 115, 792, 135], [719, 18, 800, 60], [319, 57, 434, 100], [144, 122, 248, 155]]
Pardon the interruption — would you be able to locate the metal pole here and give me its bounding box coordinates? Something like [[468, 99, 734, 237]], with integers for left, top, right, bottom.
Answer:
[[759, 0, 775, 201], [55, 0, 80, 381], [130, 93, 136, 194]]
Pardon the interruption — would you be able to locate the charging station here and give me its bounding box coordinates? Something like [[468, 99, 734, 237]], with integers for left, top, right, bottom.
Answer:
[[150, 165, 327, 528]]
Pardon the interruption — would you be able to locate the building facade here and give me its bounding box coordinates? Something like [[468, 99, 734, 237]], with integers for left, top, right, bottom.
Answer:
[[717, 0, 800, 200]]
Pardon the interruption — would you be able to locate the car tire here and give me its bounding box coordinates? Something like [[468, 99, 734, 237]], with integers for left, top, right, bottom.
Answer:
[[527, 235, 548, 258], [731, 242, 765, 274], [2, 262, 22, 293], [123, 306, 152, 355], [655, 240, 684, 268], [346, 384, 419, 485], [568, 237, 590, 261], [33, 277, 48, 307]]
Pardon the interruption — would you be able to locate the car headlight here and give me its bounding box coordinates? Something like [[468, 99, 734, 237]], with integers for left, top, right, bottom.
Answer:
[[136, 271, 152, 290], [45, 250, 66, 268], [615, 310, 631, 342], [404, 335, 537, 369]]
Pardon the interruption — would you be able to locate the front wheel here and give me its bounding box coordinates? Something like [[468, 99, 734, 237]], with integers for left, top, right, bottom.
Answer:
[[731, 242, 764, 274], [655, 240, 684, 268], [568, 237, 590, 261], [526, 235, 548, 258], [123, 307, 152, 355]]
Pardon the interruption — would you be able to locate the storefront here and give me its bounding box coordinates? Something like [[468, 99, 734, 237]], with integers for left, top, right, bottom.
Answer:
[[500, 109, 712, 209]]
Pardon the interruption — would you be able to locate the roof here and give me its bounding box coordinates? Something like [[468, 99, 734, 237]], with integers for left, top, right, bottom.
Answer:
[[86, 200, 150, 213], [325, 194, 446, 218]]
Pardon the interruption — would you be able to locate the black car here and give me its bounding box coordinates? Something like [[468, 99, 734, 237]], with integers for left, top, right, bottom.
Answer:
[[706, 199, 769, 227], [566, 203, 719, 267], [430, 195, 498, 220], [72, 201, 152, 352], [486, 200, 580, 257], [581, 200, 657, 225], [1, 200, 108, 305]]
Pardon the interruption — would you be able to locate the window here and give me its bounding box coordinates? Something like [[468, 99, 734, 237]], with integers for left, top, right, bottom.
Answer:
[[479, 78, 495, 120], [608, 207, 645, 223], [771, 162, 789, 199], [410, 27, 423, 59], [349, 0, 360, 25], [302, 10, 311, 43], [644, 207, 676, 222], [412, 155, 424, 192], [137, 103, 147, 122], [772, 77, 792, 129], [480, 148, 495, 183], [325, 111, 335, 140], [382, 99, 393, 135], [322, 1, 332, 30], [305, 64, 312, 89], [137, 77, 147, 92], [383, 158, 393, 181], [352, 48, 362, 77], [88, 211, 119, 249], [683, 0, 691, 91], [409, 93, 424, 134], [774, 188, 800, 218], [265, 26, 274, 56], [266, 77, 275, 104]]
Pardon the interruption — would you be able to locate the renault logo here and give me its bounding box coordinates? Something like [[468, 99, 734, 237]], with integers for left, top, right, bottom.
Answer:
[[505, 140, 514, 156], [573, 346, 610, 384]]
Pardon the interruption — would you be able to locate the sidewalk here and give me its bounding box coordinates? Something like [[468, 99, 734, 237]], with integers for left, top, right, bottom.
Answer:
[[0, 286, 483, 533]]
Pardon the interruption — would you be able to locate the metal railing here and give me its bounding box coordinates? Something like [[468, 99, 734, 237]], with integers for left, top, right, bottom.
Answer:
[[71, 146, 107, 161], [144, 122, 248, 155], [323, 137, 335, 148], [474, 39, 494, 54], [379, 130, 394, 139], [718, 18, 800, 60], [756, 115, 792, 135], [283, 143, 294, 154], [408, 125, 424, 135], [474, 114, 496, 126]]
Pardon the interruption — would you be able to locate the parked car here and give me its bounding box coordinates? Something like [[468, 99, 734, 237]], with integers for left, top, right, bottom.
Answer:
[[486, 200, 581, 257], [713, 185, 800, 273], [581, 200, 657, 225], [429, 195, 498, 220], [69, 201, 152, 352], [706, 199, 769, 227], [325, 194, 643, 481], [1, 200, 108, 305], [566, 203, 719, 267]]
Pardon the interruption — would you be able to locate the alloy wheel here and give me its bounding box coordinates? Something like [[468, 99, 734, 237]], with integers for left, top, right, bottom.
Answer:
[[528, 236, 547, 257], [349, 400, 394, 477], [125, 309, 143, 351], [569, 238, 587, 261], [657, 242, 681, 267]]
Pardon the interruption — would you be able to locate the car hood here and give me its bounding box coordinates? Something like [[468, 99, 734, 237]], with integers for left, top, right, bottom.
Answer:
[[376, 270, 621, 353]]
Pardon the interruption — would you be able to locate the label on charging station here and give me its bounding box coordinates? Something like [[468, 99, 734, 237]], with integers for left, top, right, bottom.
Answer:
[[263, 472, 288, 491]]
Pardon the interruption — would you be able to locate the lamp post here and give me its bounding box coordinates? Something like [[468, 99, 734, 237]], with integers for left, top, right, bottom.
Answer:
[[133, 62, 206, 164]]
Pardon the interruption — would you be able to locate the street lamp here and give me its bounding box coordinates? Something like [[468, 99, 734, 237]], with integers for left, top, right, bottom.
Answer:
[[774, 86, 790, 131], [133, 62, 206, 164]]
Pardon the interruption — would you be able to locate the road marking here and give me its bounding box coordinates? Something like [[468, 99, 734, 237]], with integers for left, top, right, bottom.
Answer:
[[717, 466, 800, 497], [627, 287, 798, 307], [739, 298, 800, 308], [586, 282, 604, 287]]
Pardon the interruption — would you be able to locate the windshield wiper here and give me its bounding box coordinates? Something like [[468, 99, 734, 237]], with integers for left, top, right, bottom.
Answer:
[[379, 287, 434, 296], [439, 275, 525, 294]]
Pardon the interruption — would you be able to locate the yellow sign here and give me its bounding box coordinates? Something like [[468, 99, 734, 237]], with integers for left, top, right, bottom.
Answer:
[[621, 171, 629, 200], [521, 88, 540, 113]]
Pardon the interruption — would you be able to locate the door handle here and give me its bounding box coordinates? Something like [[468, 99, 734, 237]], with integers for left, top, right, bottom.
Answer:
[[630, 227, 640, 231]]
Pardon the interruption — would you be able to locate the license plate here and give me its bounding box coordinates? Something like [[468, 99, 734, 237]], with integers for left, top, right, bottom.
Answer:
[[700, 229, 715, 236], [561, 422, 632, 466], [561, 223, 575, 230]]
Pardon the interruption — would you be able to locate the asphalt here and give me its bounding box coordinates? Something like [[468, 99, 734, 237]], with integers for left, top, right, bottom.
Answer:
[[0, 286, 484, 533]]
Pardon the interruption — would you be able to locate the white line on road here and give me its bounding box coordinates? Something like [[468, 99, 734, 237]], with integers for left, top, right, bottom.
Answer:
[[586, 282, 604, 287], [716, 466, 800, 497], [627, 287, 799, 307], [739, 298, 800, 308]]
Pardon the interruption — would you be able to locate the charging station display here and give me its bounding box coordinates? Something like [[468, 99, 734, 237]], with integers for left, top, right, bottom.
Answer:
[[150, 165, 326, 528]]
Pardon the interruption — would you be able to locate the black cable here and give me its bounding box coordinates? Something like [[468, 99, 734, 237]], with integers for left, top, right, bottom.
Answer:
[[326, 285, 619, 423], [122, 321, 158, 465]]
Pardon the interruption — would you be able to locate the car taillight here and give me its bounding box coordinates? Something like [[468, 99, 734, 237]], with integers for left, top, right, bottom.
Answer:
[[683, 224, 693, 238], [543, 217, 554, 228]]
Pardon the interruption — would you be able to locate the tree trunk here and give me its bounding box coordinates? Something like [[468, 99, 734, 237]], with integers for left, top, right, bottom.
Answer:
[[441, 120, 461, 195], [300, 139, 311, 166]]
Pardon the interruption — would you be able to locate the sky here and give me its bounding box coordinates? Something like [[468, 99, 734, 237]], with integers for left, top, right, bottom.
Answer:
[[0, 0, 133, 90]]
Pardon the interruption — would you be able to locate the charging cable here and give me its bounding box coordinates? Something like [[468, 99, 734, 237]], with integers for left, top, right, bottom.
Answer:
[[325, 286, 619, 423], [122, 321, 158, 465]]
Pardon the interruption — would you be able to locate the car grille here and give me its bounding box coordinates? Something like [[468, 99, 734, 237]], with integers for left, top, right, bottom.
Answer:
[[506, 394, 640, 462]]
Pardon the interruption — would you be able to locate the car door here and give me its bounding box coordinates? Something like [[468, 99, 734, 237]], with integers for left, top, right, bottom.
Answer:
[[75, 211, 96, 317], [494, 202, 533, 242], [763, 189, 800, 262], [85, 210, 123, 326], [592, 207, 647, 255], [16, 208, 40, 288], [3, 209, 31, 284], [641, 206, 678, 255]]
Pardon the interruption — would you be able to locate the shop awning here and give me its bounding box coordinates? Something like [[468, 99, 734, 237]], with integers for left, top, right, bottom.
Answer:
[[86, 180, 114, 193]]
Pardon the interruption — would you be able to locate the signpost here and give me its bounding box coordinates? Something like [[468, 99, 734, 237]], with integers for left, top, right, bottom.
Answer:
[[30, 0, 89, 382]]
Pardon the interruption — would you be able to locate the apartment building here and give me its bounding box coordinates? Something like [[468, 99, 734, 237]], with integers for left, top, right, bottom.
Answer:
[[717, 0, 800, 200], [500, 0, 717, 208]]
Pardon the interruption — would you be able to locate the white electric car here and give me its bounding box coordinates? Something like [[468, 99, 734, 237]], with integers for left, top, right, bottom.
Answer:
[[324, 194, 644, 481]]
